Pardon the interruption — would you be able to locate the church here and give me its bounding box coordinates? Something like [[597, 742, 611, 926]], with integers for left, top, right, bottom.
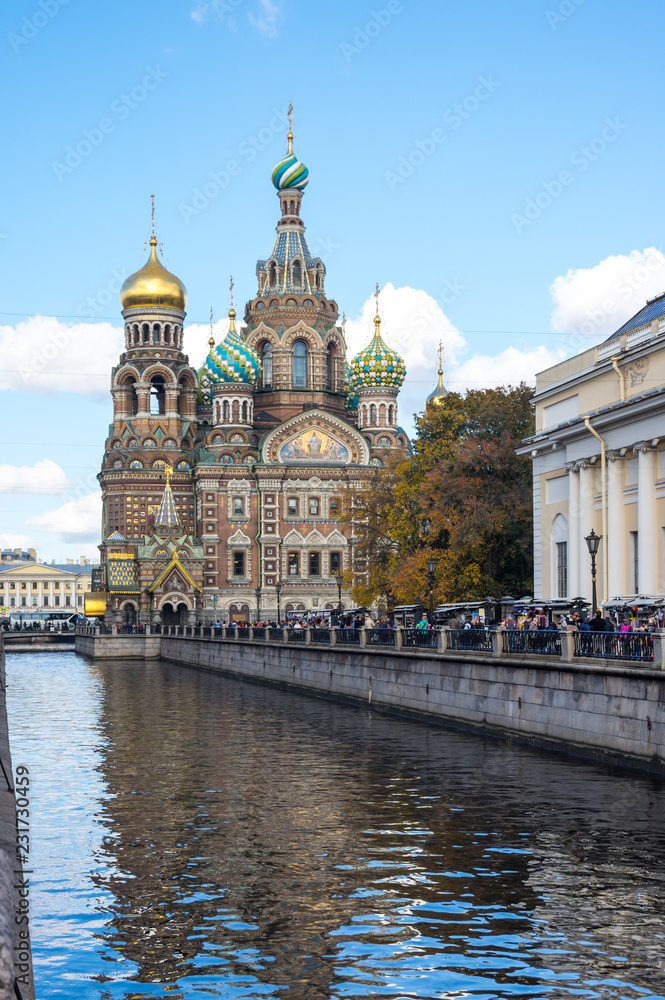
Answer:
[[92, 120, 412, 625]]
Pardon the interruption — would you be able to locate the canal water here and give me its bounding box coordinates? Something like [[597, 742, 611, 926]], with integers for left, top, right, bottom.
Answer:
[[5, 650, 665, 999]]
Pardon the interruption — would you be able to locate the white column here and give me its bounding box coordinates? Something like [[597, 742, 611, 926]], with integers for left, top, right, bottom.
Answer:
[[578, 462, 596, 601], [607, 452, 625, 597], [636, 443, 657, 595], [567, 464, 580, 599]]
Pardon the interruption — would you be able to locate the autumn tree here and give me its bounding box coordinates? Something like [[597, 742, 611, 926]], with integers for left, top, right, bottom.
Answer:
[[344, 383, 535, 608]]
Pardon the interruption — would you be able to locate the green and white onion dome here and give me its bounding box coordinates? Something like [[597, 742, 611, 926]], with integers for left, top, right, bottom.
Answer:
[[271, 152, 309, 190], [349, 321, 406, 390], [198, 310, 260, 403]]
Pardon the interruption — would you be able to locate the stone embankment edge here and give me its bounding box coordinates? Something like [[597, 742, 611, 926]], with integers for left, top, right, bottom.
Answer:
[[0, 634, 35, 1000], [76, 632, 665, 776]]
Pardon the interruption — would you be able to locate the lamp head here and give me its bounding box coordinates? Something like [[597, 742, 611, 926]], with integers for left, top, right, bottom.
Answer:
[[585, 528, 602, 556]]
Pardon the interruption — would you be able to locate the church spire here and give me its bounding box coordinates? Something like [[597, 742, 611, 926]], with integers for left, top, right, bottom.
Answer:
[[155, 465, 180, 528]]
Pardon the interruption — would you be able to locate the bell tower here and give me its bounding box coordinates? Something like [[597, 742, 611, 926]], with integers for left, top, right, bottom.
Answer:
[[97, 201, 200, 622]]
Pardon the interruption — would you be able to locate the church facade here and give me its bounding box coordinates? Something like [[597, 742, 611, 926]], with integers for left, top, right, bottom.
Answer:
[[94, 127, 411, 625]]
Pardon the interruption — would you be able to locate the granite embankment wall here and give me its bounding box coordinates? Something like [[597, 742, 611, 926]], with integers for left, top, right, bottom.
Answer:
[[75, 631, 665, 774], [0, 634, 34, 999]]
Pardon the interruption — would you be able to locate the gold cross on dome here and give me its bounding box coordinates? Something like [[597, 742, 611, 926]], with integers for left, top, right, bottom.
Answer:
[[165, 464, 173, 484], [229, 274, 234, 310], [209, 306, 214, 349], [375, 282, 380, 317]]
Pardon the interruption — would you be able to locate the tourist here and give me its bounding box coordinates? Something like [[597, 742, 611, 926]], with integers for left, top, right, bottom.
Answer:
[[416, 614, 429, 630]]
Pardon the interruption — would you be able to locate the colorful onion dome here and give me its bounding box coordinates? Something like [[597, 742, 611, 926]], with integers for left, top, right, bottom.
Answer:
[[120, 235, 187, 311], [349, 300, 406, 389], [198, 308, 260, 402], [271, 152, 309, 191]]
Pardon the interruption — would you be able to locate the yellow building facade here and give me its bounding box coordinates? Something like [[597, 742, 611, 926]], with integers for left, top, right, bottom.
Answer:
[[517, 293, 665, 603]]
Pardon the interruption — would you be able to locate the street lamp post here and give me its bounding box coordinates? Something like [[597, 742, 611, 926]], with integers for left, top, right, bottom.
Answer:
[[585, 528, 602, 615], [334, 571, 344, 621], [275, 582, 281, 625], [426, 557, 437, 623]]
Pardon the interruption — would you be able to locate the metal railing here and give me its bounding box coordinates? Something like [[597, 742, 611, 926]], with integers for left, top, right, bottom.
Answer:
[[574, 631, 654, 662], [402, 628, 439, 649], [335, 628, 360, 644], [366, 627, 396, 647], [447, 628, 492, 653], [503, 630, 561, 656], [75, 624, 661, 668]]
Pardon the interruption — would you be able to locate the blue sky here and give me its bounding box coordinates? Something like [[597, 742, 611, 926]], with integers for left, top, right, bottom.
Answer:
[[2, 0, 665, 561]]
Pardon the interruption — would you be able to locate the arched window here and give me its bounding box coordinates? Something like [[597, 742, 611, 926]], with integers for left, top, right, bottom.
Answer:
[[293, 260, 301, 285], [132, 324, 139, 345], [289, 200, 294, 214], [261, 342, 272, 388], [293, 340, 307, 388], [388, 404, 394, 425], [270, 262, 277, 286], [125, 377, 138, 416], [241, 400, 248, 422], [315, 271, 321, 289], [142, 324, 150, 344], [153, 324, 160, 344], [370, 404, 377, 425], [164, 325, 171, 344], [326, 344, 335, 390], [223, 400, 230, 422], [233, 497, 244, 516], [149, 376, 165, 415]]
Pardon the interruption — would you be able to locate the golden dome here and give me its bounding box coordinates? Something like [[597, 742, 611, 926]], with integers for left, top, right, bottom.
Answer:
[[120, 236, 187, 312]]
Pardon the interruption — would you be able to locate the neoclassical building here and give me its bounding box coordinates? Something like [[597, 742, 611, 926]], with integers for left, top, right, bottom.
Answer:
[[93, 127, 410, 624], [518, 293, 665, 603]]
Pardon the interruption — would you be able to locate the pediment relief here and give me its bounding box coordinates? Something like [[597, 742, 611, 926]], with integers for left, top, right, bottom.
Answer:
[[227, 529, 252, 546], [227, 479, 252, 490], [302, 529, 326, 544], [283, 529, 306, 545]]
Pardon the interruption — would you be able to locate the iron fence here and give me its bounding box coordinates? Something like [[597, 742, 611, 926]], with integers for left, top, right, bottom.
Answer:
[[446, 628, 492, 653], [269, 628, 285, 641], [288, 628, 306, 642], [574, 631, 653, 662], [503, 630, 561, 656], [366, 628, 396, 647], [402, 628, 439, 649], [335, 628, 360, 644], [311, 628, 332, 643]]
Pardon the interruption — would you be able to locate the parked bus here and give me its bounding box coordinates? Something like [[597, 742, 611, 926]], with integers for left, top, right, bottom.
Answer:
[[4, 611, 86, 632]]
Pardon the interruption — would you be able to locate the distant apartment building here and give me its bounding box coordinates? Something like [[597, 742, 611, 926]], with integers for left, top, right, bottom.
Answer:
[[0, 555, 98, 612]]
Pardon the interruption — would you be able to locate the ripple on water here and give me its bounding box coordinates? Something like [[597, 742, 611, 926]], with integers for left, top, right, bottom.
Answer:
[[5, 650, 665, 999]]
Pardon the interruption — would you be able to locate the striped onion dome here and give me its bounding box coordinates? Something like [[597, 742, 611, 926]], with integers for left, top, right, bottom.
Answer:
[[271, 152, 309, 190], [197, 309, 260, 403]]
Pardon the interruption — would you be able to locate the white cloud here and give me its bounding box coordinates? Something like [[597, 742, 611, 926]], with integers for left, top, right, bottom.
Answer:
[[0, 533, 35, 550], [28, 493, 102, 544], [191, 0, 281, 33], [0, 459, 70, 494], [550, 247, 665, 344], [0, 316, 123, 395], [248, 0, 281, 36], [451, 344, 567, 391]]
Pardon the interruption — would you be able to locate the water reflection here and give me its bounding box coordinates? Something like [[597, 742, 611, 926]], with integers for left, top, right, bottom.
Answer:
[[6, 651, 665, 999]]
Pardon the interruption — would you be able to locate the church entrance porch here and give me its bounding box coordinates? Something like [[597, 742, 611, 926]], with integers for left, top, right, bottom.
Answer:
[[162, 602, 188, 626]]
